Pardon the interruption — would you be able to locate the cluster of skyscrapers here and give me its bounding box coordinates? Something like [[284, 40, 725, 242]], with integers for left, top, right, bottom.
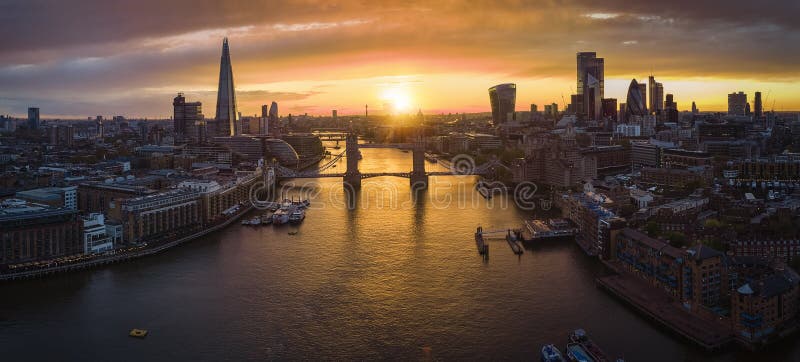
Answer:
[[172, 38, 281, 144]]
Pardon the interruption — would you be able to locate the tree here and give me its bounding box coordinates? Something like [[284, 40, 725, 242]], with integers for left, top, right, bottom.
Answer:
[[645, 221, 661, 237], [665, 231, 688, 248], [704, 218, 723, 229]]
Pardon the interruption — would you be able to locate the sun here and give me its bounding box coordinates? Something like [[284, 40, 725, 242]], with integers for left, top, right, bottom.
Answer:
[[380, 87, 413, 114]]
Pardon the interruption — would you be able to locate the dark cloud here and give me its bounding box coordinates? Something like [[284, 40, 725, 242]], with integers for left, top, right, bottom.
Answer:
[[0, 0, 798, 117]]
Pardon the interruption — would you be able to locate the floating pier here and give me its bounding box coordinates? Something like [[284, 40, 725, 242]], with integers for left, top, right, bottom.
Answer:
[[474, 227, 489, 255], [505, 230, 524, 255]]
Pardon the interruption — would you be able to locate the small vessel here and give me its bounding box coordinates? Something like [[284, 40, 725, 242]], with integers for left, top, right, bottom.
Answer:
[[272, 209, 290, 225], [289, 209, 306, 224], [541, 344, 565, 362], [260, 213, 273, 225], [129, 329, 148, 339], [567, 329, 608, 362], [288, 231, 298, 235], [241, 220, 251, 226], [248, 217, 261, 226], [565, 343, 595, 362]]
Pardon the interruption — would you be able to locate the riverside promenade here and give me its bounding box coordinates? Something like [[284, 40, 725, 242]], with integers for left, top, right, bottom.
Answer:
[[597, 261, 733, 351], [0, 204, 253, 282]]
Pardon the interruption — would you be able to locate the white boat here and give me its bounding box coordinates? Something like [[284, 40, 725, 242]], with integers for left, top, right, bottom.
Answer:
[[289, 209, 306, 224], [248, 217, 261, 226], [272, 209, 290, 225]]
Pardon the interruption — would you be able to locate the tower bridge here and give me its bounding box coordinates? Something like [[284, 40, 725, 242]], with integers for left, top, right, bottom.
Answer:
[[269, 132, 499, 189]]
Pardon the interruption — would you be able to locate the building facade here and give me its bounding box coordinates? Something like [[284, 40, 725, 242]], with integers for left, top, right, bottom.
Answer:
[[488, 83, 516, 125]]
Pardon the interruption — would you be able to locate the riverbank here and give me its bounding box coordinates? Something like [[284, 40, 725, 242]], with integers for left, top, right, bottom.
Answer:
[[597, 261, 733, 351], [0, 203, 253, 282]]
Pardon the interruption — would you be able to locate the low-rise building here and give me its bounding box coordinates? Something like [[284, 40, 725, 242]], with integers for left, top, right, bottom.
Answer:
[[0, 199, 83, 266], [15, 186, 77, 210], [82, 213, 114, 254], [108, 189, 201, 244]]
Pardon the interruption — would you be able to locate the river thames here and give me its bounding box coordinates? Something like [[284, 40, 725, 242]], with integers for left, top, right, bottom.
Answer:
[[1, 147, 797, 361]]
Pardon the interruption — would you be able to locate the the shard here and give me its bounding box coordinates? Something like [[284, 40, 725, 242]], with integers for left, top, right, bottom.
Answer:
[[215, 38, 238, 136]]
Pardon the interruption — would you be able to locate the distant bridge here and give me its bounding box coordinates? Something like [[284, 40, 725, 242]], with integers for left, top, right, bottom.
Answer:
[[269, 132, 499, 189]]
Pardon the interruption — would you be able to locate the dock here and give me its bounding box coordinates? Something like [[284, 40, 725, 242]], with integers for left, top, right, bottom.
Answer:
[[474, 227, 489, 255], [505, 230, 524, 255]]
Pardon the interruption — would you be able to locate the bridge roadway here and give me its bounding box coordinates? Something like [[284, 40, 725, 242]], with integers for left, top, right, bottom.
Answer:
[[277, 171, 459, 179]]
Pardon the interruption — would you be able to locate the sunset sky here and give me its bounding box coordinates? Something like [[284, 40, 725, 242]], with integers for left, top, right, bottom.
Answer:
[[1, 0, 799, 119]]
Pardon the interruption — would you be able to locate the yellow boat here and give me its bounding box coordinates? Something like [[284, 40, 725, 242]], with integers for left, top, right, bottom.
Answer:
[[129, 329, 148, 338]]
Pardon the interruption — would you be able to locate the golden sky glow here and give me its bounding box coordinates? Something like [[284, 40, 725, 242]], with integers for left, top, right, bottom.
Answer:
[[0, 1, 798, 118]]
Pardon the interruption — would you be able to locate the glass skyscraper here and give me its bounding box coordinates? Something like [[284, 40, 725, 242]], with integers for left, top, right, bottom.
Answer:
[[215, 38, 238, 136], [625, 79, 647, 121], [488, 83, 516, 125], [576, 52, 604, 118]]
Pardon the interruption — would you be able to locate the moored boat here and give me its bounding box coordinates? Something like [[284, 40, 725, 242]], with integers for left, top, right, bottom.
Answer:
[[541, 344, 565, 362], [565, 342, 595, 362], [272, 209, 290, 225], [567, 329, 608, 362], [289, 209, 305, 224]]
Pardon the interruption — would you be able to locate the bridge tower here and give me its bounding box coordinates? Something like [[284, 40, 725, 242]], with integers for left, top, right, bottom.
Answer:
[[343, 131, 361, 189], [409, 135, 428, 189]]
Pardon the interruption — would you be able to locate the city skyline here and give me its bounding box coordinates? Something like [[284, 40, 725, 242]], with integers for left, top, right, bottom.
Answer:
[[1, 0, 799, 118]]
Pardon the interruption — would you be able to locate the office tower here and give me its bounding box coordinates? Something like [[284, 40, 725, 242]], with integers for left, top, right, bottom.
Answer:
[[625, 79, 647, 122], [215, 38, 238, 136], [551, 103, 558, 118], [576, 52, 604, 117], [692, 102, 698, 114], [531, 104, 538, 113], [173, 93, 204, 143], [648, 76, 656, 112], [637, 83, 647, 114], [268, 101, 279, 136], [745, 103, 751, 116], [488, 83, 516, 125], [619, 102, 626, 123], [728, 92, 747, 116], [28, 107, 40, 130], [665, 94, 678, 123], [754, 92, 763, 118], [647, 76, 664, 114], [654, 83, 664, 114], [48, 125, 74, 146], [569, 94, 580, 114], [601, 98, 617, 119]]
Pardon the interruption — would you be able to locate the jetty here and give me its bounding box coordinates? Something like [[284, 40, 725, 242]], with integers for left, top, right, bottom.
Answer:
[[505, 230, 524, 255], [474, 227, 489, 255]]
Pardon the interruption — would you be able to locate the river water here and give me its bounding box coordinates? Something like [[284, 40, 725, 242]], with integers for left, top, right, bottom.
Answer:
[[0, 147, 796, 360]]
